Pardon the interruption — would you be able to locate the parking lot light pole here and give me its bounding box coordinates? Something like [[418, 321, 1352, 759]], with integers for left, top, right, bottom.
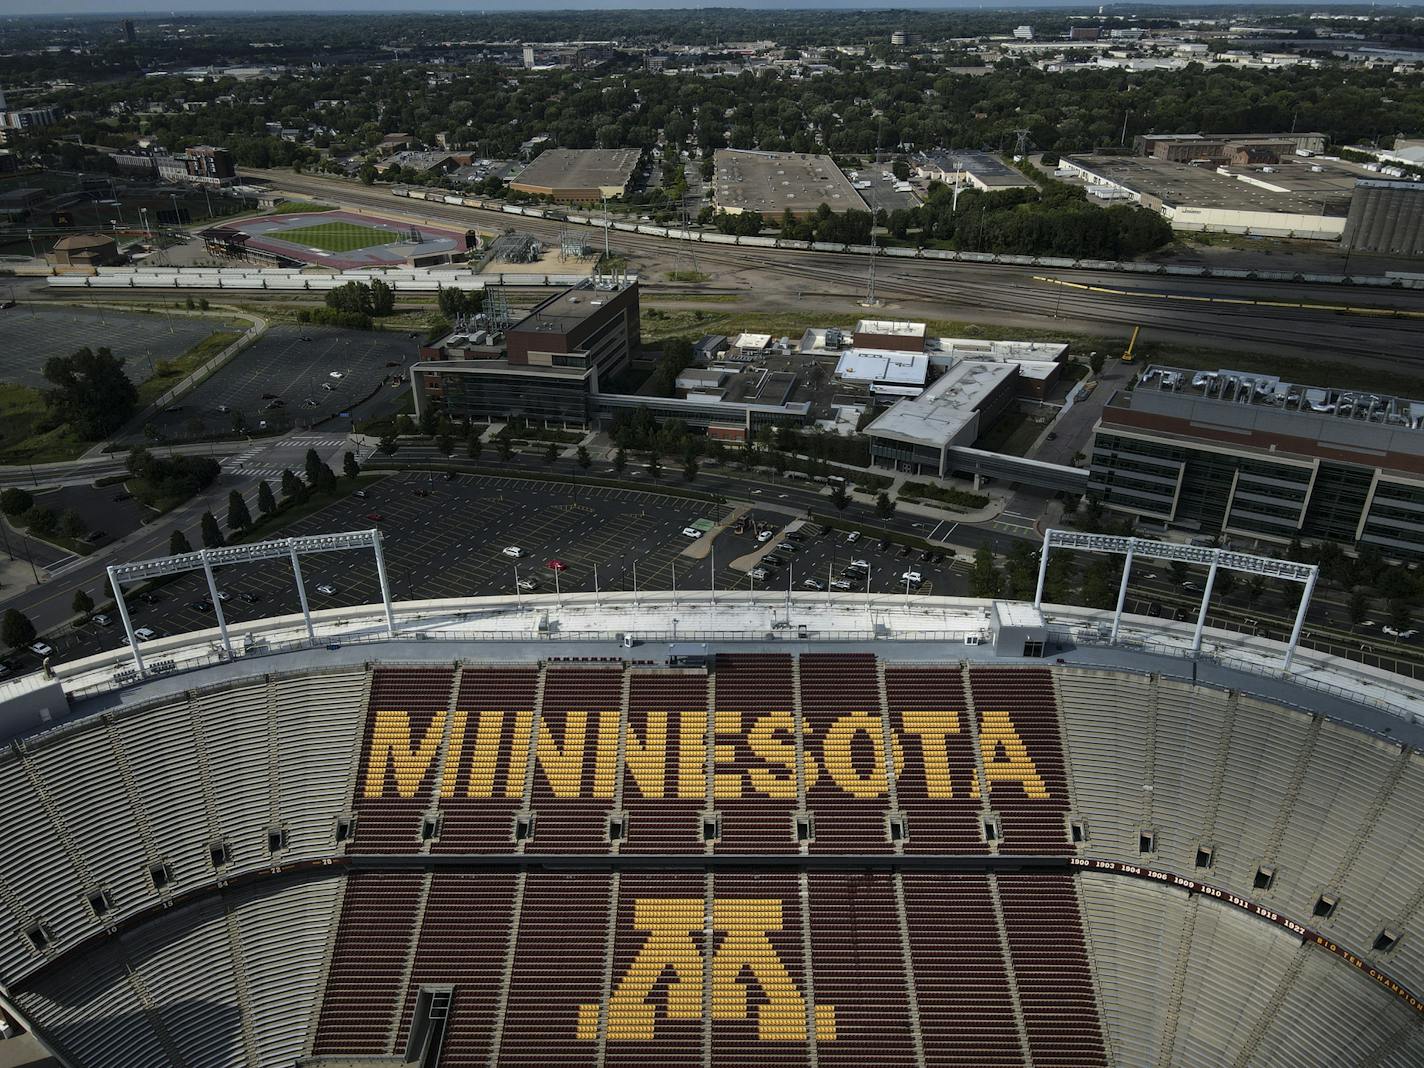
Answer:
[[513, 565, 522, 607], [106, 566, 145, 676], [593, 564, 600, 608], [288, 544, 315, 642], [671, 562, 677, 606], [199, 551, 233, 657], [371, 532, 395, 637]]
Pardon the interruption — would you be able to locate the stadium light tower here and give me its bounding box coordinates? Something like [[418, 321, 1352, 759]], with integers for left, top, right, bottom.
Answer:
[[1034, 529, 1319, 672], [107, 530, 394, 676]]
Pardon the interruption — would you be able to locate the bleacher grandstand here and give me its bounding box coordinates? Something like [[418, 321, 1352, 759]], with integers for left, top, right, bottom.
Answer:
[[0, 591, 1422, 1066]]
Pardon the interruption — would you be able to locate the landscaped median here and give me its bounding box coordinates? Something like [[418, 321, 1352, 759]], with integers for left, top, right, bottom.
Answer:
[[897, 480, 991, 512]]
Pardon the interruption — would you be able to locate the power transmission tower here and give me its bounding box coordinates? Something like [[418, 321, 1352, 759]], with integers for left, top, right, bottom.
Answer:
[[1012, 128, 1032, 158]]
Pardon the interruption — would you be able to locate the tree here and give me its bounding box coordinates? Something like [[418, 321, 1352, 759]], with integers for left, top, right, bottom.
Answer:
[[0, 488, 32, 516], [2, 609, 36, 651], [875, 492, 895, 519], [1348, 589, 1370, 626], [544, 442, 559, 465], [576, 445, 591, 472], [226, 489, 253, 531], [1168, 560, 1190, 587], [42, 346, 138, 439], [467, 431, 483, 461], [257, 480, 277, 515], [343, 451, 361, 480], [169, 529, 192, 556], [26, 507, 57, 538], [304, 447, 323, 487], [497, 437, 513, 462], [1389, 598, 1414, 631], [378, 433, 398, 456], [613, 447, 627, 474], [281, 468, 304, 500], [970, 545, 1001, 598], [438, 433, 455, 457], [368, 277, 395, 316], [200, 510, 224, 548], [58, 509, 87, 540], [647, 452, 661, 478], [71, 589, 94, 618], [1080, 558, 1117, 609], [830, 482, 849, 511], [1245, 574, 1267, 607], [683, 458, 699, 482], [1215, 569, 1237, 602]]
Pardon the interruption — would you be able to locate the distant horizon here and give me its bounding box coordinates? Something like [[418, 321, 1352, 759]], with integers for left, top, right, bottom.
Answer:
[[3, 0, 1380, 15]]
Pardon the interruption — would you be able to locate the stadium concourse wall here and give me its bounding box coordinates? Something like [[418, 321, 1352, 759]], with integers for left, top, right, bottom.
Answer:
[[45, 267, 593, 293], [388, 187, 1424, 290], [3, 643, 1424, 1065]]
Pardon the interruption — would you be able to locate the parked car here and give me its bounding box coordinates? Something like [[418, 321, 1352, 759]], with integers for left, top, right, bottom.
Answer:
[[802, 578, 826, 591], [845, 531, 860, 543], [502, 546, 524, 558], [315, 584, 337, 595], [516, 578, 538, 592], [681, 527, 703, 539], [901, 570, 923, 586], [190, 600, 212, 612], [830, 579, 854, 591], [134, 627, 158, 641], [29, 641, 53, 657], [239, 592, 261, 604], [366, 512, 384, 522], [328, 370, 345, 379], [749, 567, 770, 581], [757, 530, 774, 543]]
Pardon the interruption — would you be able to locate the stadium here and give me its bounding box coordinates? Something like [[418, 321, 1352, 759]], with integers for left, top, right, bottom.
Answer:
[[199, 211, 475, 270], [0, 528, 1421, 1067]]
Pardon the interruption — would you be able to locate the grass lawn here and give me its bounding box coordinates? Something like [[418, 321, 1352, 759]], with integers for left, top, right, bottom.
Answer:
[[0, 383, 89, 464], [135, 329, 243, 408], [267, 201, 336, 215], [279, 221, 398, 252]]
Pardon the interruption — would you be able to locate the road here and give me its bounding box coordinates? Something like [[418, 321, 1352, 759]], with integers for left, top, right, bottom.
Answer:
[[248, 169, 1424, 371]]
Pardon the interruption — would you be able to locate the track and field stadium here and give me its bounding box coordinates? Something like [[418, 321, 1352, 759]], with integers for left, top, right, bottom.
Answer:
[[200, 210, 474, 270], [0, 533, 1422, 1067]]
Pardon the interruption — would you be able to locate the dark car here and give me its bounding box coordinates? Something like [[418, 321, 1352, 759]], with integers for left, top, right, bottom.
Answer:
[[111, 492, 132, 502], [189, 600, 213, 612], [261, 392, 278, 400], [877, 539, 891, 551], [239, 592, 262, 604], [1148, 602, 1162, 617], [139, 593, 163, 606], [897, 544, 913, 558]]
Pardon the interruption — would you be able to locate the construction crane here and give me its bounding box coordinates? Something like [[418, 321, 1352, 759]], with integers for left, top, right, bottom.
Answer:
[[1121, 325, 1142, 363]]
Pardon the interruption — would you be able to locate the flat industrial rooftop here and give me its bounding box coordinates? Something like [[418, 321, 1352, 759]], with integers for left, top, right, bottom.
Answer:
[[1064, 154, 1358, 215], [203, 210, 467, 269], [714, 149, 867, 216], [509, 148, 642, 196]]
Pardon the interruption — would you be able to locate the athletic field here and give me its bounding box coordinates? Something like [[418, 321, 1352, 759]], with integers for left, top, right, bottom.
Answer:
[[278, 221, 398, 253]]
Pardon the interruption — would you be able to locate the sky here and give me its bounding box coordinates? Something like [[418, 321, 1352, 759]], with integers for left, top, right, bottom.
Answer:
[[5, 0, 1278, 13]]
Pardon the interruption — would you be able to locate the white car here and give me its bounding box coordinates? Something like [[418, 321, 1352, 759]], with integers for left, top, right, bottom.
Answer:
[[1384, 625, 1417, 639], [830, 579, 854, 591], [328, 371, 345, 379], [135, 627, 158, 641], [849, 559, 869, 570], [901, 571, 923, 585], [681, 527, 703, 539], [845, 531, 860, 543], [516, 578, 538, 592], [315, 583, 337, 595], [92, 613, 112, 627], [502, 546, 524, 558], [749, 567, 770, 581], [802, 578, 826, 591], [29, 641, 53, 657], [757, 530, 774, 543]]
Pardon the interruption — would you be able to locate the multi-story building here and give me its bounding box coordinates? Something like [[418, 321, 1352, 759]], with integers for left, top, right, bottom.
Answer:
[[413, 278, 641, 426], [182, 145, 236, 187], [1089, 366, 1424, 559]]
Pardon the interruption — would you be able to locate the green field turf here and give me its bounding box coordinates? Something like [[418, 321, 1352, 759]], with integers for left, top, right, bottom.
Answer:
[[278, 221, 398, 252]]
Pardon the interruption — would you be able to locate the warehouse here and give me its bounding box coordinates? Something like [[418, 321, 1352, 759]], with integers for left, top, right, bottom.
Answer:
[[1341, 180, 1424, 256], [508, 148, 642, 202], [713, 149, 866, 218], [1058, 154, 1355, 239]]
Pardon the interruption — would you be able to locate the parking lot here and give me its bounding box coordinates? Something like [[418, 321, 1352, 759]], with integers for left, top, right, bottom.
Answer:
[[0, 305, 216, 389], [856, 180, 921, 214], [57, 472, 970, 662], [144, 324, 415, 440]]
